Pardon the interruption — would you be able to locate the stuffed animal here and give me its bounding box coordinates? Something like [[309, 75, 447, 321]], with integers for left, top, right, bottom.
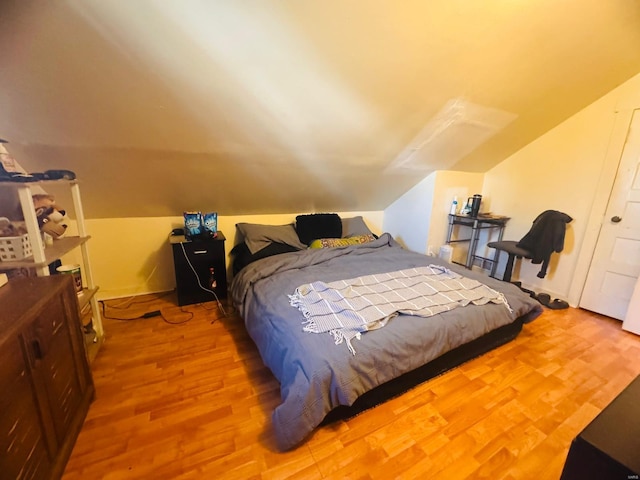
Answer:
[[40, 206, 68, 239], [32, 194, 68, 239]]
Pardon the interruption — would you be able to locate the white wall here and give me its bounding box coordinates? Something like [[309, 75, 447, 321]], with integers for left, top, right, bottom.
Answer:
[[381, 73, 640, 310], [483, 72, 640, 305], [383, 173, 435, 253], [60, 211, 384, 299], [383, 170, 484, 263], [430, 171, 485, 264]]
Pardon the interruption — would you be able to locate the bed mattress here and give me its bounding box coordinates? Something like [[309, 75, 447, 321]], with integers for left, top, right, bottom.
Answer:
[[231, 233, 542, 450]]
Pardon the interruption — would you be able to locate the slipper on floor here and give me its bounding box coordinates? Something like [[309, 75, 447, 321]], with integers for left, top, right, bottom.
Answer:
[[535, 293, 551, 307], [535, 293, 569, 309], [548, 298, 569, 309]]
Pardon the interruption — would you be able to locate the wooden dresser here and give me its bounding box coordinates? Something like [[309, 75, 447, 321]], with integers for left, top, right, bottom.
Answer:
[[0, 275, 95, 479]]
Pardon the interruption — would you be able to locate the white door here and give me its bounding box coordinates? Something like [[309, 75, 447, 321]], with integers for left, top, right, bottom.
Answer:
[[580, 109, 640, 320]]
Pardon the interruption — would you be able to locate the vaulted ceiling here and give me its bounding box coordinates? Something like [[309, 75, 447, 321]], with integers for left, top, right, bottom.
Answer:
[[1, 1, 639, 218]]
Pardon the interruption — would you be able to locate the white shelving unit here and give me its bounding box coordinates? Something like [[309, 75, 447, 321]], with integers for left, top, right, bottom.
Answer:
[[0, 180, 103, 359]]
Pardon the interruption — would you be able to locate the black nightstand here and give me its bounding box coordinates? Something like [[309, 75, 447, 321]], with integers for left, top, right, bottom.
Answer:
[[169, 231, 227, 306]]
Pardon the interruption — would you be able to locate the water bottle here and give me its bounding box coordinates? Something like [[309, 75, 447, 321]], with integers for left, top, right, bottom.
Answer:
[[450, 196, 458, 215]]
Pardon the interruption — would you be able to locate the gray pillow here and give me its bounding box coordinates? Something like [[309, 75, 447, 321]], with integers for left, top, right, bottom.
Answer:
[[341, 216, 374, 238], [236, 222, 306, 254]]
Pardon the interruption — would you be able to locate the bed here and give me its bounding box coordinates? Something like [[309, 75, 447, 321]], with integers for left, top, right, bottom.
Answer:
[[230, 215, 543, 451]]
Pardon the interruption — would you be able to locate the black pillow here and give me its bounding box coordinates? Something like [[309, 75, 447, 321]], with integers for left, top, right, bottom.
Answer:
[[230, 242, 252, 276], [231, 241, 299, 275], [295, 213, 342, 245], [251, 241, 299, 261]]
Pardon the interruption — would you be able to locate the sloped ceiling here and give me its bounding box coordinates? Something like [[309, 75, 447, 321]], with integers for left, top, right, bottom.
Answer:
[[1, 0, 639, 218]]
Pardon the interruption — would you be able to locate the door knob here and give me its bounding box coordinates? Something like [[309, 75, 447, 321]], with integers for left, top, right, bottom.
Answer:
[[611, 216, 622, 223]]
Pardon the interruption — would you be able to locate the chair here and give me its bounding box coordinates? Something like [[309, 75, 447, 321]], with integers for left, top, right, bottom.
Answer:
[[488, 241, 532, 282], [488, 210, 572, 282]]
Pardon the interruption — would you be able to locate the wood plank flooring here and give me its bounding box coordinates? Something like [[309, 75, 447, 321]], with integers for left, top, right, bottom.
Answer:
[[63, 293, 640, 480]]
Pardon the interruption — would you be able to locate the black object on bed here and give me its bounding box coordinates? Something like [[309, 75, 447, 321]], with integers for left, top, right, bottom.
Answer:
[[231, 228, 542, 451], [230, 241, 299, 276], [295, 213, 342, 245]]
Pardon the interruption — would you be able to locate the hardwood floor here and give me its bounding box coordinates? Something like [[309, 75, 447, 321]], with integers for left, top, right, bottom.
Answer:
[[63, 292, 640, 480]]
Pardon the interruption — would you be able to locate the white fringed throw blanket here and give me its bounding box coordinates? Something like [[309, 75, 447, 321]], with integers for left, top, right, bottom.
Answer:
[[289, 265, 512, 354]]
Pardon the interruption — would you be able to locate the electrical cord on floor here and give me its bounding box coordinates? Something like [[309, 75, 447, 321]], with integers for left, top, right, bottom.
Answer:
[[198, 299, 235, 315], [99, 287, 231, 324], [100, 300, 196, 325], [99, 241, 234, 324], [105, 290, 175, 310], [99, 290, 175, 320], [99, 300, 157, 321], [161, 307, 194, 325]]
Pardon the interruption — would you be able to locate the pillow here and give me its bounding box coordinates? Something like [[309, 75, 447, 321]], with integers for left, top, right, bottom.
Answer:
[[235, 223, 306, 254], [295, 213, 342, 245], [230, 241, 252, 275], [230, 241, 299, 274], [341, 216, 375, 238], [309, 234, 376, 249]]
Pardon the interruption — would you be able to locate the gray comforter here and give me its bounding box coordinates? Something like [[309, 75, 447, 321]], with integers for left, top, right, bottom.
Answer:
[[231, 233, 542, 451]]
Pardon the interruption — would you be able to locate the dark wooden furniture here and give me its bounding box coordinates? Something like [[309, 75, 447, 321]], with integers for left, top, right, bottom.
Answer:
[[0, 180, 104, 362], [170, 231, 227, 306], [0, 275, 94, 480], [560, 375, 640, 479]]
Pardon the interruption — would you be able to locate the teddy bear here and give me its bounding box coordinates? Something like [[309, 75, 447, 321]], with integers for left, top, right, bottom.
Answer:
[[32, 194, 68, 239], [40, 206, 68, 239]]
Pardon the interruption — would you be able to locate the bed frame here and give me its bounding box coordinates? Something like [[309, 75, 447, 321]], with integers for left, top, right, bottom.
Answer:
[[321, 316, 525, 424]]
